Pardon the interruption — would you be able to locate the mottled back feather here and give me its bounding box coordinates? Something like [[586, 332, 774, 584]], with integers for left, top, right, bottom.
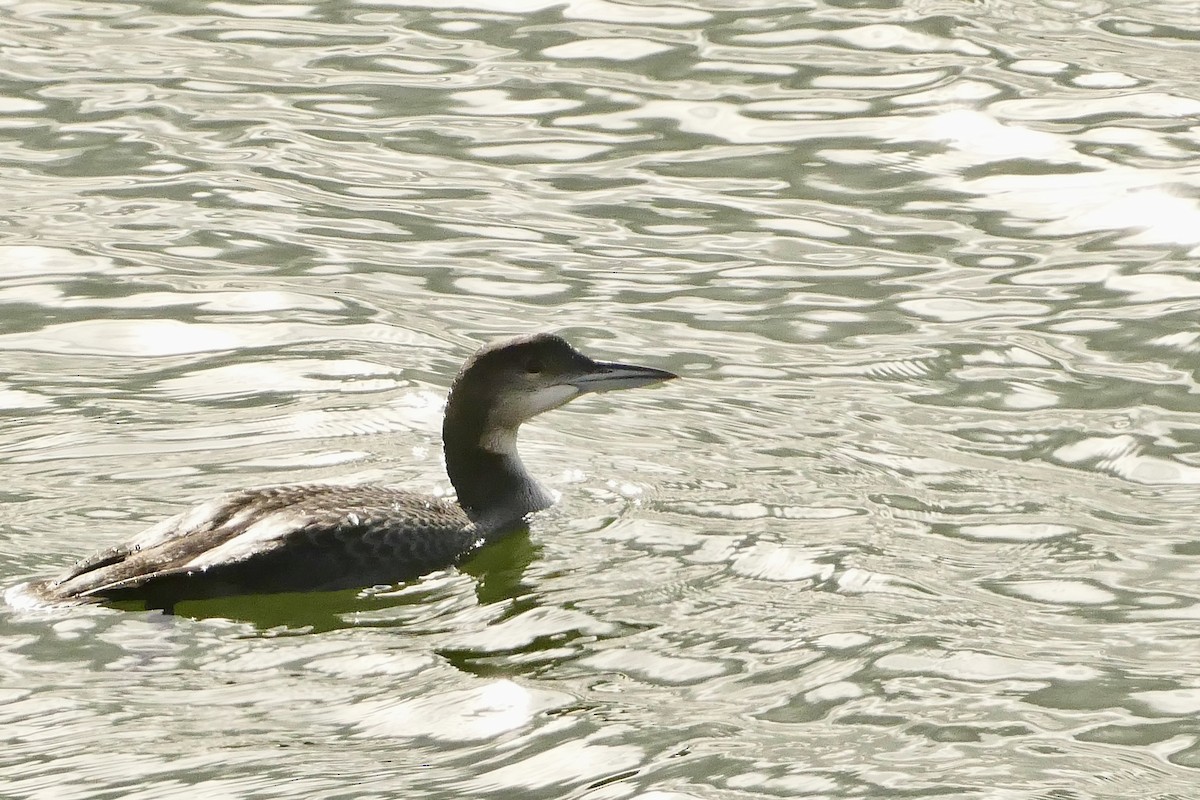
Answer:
[[26, 484, 500, 605]]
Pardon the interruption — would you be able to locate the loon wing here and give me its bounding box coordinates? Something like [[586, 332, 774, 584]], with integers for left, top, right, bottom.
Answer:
[[39, 484, 475, 603], [43, 490, 319, 600]]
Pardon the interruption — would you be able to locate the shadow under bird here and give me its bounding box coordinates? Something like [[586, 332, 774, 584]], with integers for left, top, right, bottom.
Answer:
[[11, 333, 676, 610]]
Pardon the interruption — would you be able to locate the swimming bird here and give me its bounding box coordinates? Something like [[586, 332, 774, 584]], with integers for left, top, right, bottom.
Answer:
[[14, 333, 676, 609]]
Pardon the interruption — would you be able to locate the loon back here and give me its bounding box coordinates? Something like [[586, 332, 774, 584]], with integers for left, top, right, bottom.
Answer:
[[26, 485, 482, 606]]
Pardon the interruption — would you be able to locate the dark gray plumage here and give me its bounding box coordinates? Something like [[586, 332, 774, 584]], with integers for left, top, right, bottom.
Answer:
[[13, 333, 676, 609]]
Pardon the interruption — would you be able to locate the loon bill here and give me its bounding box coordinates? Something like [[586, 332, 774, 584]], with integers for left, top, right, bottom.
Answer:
[[10, 333, 676, 609]]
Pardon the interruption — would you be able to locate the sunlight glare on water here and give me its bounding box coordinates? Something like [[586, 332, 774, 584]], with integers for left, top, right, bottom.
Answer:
[[2, 0, 1200, 798]]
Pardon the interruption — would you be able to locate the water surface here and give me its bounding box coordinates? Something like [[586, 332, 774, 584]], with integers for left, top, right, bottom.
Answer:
[[2, 1, 1200, 797]]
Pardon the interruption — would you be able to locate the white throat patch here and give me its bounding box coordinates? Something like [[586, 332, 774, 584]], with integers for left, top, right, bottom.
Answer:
[[488, 384, 579, 429], [480, 383, 581, 455]]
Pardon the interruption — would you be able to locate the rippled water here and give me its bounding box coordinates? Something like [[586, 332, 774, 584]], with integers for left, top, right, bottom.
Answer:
[[3, 0, 1200, 797]]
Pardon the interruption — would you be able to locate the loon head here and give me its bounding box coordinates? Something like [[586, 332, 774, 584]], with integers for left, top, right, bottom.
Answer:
[[445, 333, 677, 455], [442, 332, 676, 523]]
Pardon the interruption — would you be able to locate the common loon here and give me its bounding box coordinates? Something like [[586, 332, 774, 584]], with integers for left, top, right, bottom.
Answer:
[[13, 333, 676, 609]]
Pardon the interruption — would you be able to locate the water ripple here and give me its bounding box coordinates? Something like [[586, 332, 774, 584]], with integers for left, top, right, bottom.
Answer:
[[3, 0, 1200, 797]]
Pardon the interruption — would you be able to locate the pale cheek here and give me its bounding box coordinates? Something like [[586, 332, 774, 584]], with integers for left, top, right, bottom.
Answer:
[[492, 385, 580, 427], [532, 385, 581, 415]]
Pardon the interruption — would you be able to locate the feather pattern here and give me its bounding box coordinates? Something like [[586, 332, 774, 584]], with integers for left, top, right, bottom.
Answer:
[[28, 484, 487, 604]]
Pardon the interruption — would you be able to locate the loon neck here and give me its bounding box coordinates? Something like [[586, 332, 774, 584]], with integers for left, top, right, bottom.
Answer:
[[442, 402, 553, 527]]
